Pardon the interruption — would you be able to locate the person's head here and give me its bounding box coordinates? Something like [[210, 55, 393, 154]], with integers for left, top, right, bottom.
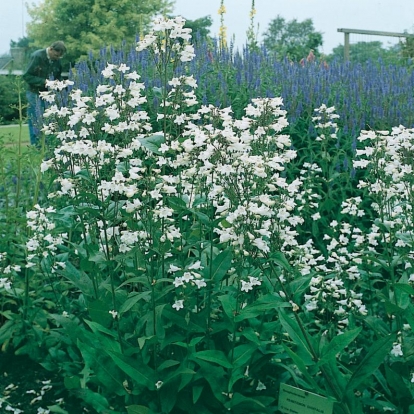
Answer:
[[48, 41, 66, 60]]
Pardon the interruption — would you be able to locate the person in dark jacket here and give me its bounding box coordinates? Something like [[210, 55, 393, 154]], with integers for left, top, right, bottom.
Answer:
[[23, 41, 66, 146]]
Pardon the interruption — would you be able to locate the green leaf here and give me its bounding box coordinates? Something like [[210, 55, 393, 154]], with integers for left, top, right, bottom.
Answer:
[[157, 359, 180, 371], [382, 299, 406, 315], [384, 364, 412, 401], [83, 319, 117, 339], [64, 376, 81, 390], [191, 210, 212, 225], [346, 334, 396, 393], [319, 355, 349, 406], [218, 294, 237, 320], [282, 345, 322, 393], [168, 196, 188, 212], [268, 251, 293, 272], [77, 340, 124, 394], [87, 299, 112, 327], [194, 360, 226, 403], [319, 328, 361, 365], [395, 283, 414, 295], [206, 249, 233, 283], [138, 134, 164, 155], [106, 351, 155, 390], [71, 388, 110, 412], [289, 275, 312, 301], [240, 327, 261, 345], [46, 405, 69, 414], [127, 406, 155, 414], [193, 350, 233, 368], [404, 306, 414, 331], [159, 376, 180, 413], [363, 316, 391, 336], [278, 309, 314, 361], [119, 291, 151, 315], [235, 293, 288, 322], [152, 86, 163, 97], [227, 392, 272, 411], [155, 304, 166, 340], [232, 343, 258, 367], [60, 262, 94, 296], [193, 385, 204, 404]]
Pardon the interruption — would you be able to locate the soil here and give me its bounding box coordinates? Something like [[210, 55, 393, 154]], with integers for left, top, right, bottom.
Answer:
[[0, 353, 90, 414]]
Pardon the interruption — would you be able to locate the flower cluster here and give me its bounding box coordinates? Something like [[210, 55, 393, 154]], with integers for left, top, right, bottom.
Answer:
[[26, 205, 68, 271], [312, 104, 340, 141]]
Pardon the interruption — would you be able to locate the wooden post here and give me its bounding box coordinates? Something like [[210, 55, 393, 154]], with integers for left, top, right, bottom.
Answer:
[[344, 32, 350, 61]]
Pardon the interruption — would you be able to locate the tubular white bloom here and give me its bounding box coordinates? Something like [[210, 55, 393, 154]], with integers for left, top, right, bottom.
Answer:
[[241, 280, 253, 292], [109, 310, 118, 319], [194, 279, 207, 289], [252, 237, 270, 253], [136, 34, 157, 51], [172, 300, 184, 311], [390, 343, 403, 357], [105, 106, 120, 121], [101, 63, 117, 78], [180, 45, 195, 62], [173, 277, 184, 287]]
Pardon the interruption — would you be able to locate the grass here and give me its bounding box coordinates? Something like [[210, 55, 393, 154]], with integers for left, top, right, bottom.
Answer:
[[0, 124, 30, 145]]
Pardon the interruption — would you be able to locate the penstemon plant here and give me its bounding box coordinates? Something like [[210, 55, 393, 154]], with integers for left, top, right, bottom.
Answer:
[[0, 16, 414, 414]]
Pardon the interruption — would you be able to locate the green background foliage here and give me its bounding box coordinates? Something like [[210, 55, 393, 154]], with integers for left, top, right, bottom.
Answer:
[[262, 15, 323, 60], [26, 0, 175, 64]]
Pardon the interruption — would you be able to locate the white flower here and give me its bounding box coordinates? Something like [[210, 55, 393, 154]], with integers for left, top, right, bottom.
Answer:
[[256, 380, 266, 391], [173, 277, 184, 287], [155, 380, 163, 389], [109, 310, 118, 319], [248, 276, 261, 286], [157, 206, 174, 218], [105, 106, 120, 121], [182, 272, 194, 283], [390, 343, 403, 357], [290, 301, 299, 312], [0, 278, 11, 290], [168, 264, 182, 273], [180, 45, 195, 62], [102, 63, 117, 78], [188, 260, 203, 270], [194, 279, 207, 289], [125, 71, 141, 80], [252, 237, 269, 253], [118, 63, 130, 73], [172, 300, 184, 311], [241, 280, 253, 292]]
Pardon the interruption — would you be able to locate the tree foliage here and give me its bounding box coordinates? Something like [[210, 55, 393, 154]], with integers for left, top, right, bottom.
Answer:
[[263, 15, 323, 61], [401, 36, 414, 58], [328, 41, 405, 64], [0, 77, 23, 123], [180, 16, 213, 43], [26, 0, 174, 65]]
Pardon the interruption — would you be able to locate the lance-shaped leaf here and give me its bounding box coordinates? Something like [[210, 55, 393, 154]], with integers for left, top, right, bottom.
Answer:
[[192, 350, 233, 369], [204, 249, 233, 283], [137, 134, 164, 155], [319, 327, 361, 366], [345, 334, 396, 394]]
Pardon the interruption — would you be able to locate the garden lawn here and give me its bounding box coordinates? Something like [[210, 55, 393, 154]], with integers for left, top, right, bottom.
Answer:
[[0, 124, 30, 145]]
